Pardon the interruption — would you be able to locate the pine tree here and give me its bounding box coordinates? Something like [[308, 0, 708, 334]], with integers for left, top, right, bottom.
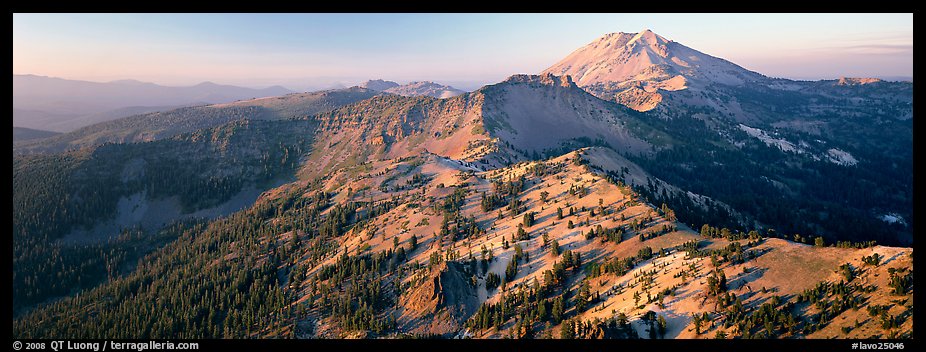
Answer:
[[560, 318, 575, 339], [657, 315, 667, 338], [543, 270, 556, 287], [576, 279, 591, 311], [693, 313, 703, 335], [409, 234, 418, 251], [523, 212, 535, 227], [552, 296, 565, 323]]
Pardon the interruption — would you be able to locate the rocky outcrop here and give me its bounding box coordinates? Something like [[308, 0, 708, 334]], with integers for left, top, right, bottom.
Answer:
[[399, 261, 478, 336], [836, 77, 883, 86], [385, 81, 465, 99], [360, 79, 400, 91]]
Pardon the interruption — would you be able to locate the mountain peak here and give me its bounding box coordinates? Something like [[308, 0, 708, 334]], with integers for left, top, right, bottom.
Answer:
[[383, 81, 465, 99], [594, 29, 667, 48], [544, 29, 764, 96], [194, 81, 220, 88], [634, 28, 656, 37], [628, 29, 668, 46], [542, 29, 767, 112], [836, 77, 883, 86], [360, 79, 400, 91], [502, 73, 577, 89], [110, 79, 151, 85]]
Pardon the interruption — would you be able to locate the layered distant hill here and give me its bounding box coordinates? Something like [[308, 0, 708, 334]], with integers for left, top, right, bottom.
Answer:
[[14, 87, 379, 155], [13, 74, 293, 132], [13, 127, 60, 143]]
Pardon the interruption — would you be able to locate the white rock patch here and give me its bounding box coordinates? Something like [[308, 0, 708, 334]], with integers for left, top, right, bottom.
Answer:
[[738, 124, 800, 153], [826, 148, 858, 166], [879, 213, 906, 225]]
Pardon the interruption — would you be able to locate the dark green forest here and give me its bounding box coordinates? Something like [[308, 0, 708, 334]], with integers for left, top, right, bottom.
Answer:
[[620, 102, 912, 246], [13, 119, 313, 311]]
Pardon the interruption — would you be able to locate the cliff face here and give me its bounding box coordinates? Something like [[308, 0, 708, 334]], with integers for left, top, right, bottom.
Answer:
[[478, 73, 651, 159], [398, 261, 478, 336], [302, 73, 655, 179], [303, 91, 490, 179]]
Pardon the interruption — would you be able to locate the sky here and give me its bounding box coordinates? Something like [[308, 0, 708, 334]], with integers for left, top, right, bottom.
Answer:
[[13, 13, 913, 91]]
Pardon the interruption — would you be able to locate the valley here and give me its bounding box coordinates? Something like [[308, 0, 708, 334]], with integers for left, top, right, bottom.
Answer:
[[14, 148, 913, 339]]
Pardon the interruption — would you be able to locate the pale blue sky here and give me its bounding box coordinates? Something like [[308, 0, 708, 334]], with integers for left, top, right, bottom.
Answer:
[[13, 13, 913, 91]]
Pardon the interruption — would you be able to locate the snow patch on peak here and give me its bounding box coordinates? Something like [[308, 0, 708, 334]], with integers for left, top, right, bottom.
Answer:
[[628, 29, 668, 46], [543, 29, 763, 96], [597, 32, 636, 45]]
